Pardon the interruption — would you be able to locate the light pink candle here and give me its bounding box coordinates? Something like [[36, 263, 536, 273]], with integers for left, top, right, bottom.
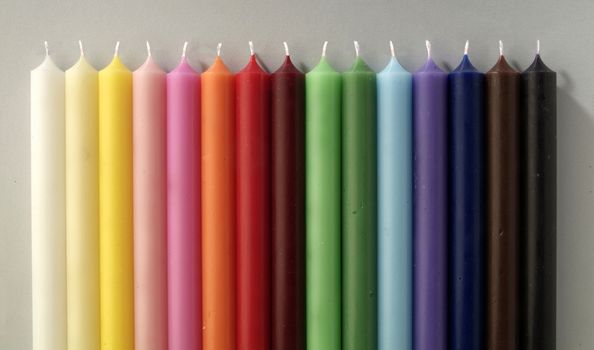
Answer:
[[167, 42, 202, 350], [133, 42, 168, 350]]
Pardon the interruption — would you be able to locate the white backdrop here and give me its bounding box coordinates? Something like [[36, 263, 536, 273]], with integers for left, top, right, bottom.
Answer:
[[1, 0, 593, 348]]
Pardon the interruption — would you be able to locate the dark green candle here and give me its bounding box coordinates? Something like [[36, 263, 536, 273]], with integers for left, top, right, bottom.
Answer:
[[342, 42, 377, 350]]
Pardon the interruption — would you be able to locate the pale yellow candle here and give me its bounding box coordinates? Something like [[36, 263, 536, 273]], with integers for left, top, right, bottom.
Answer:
[[99, 41, 134, 349], [65, 41, 100, 350]]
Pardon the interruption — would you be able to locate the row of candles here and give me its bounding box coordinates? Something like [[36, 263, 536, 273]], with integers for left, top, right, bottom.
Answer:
[[31, 39, 556, 350]]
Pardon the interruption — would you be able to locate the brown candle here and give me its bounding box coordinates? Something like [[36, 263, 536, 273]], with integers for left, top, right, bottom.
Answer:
[[486, 42, 519, 350]]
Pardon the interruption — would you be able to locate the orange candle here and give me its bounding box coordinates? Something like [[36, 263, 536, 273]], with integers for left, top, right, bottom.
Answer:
[[201, 43, 236, 350]]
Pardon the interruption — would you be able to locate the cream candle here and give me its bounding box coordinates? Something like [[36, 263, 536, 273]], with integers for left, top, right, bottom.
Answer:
[[31, 41, 67, 350], [65, 41, 100, 350]]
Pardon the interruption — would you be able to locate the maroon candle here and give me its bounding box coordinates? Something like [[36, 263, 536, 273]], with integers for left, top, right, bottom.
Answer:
[[271, 43, 306, 350]]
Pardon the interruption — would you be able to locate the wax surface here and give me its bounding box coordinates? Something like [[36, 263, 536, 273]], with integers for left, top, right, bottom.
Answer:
[[413, 56, 448, 350], [65, 54, 99, 350], [520, 55, 557, 350], [235, 55, 270, 350], [271, 55, 306, 350], [448, 54, 485, 350], [98, 55, 134, 349], [202, 56, 236, 350], [377, 56, 412, 350], [167, 57, 201, 350], [31, 54, 67, 350], [133, 55, 167, 350], [305, 56, 341, 350], [486, 55, 519, 350]]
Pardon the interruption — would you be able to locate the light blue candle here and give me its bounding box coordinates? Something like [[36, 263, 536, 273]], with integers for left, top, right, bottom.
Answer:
[[377, 41, 413, 350]]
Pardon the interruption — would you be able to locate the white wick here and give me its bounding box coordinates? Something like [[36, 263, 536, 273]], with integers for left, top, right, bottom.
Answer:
[[217, 42, 222, 57], [44, 41, 49, 56], [146, 41, 151, 57], [354, 41, 360, 57], [249, 41, 254, 56], [322, 41, 328, 57], [499, 40, 504, 56], [425, 40, 431, 59], [464, 40, 469, 55], [182, 41, 188, 58], [389, 40, 395, 58], [78, 40, 84, 56], [283, 41, 289, 56], [114, 41, 120, 57], [536, 39, 540, 55]]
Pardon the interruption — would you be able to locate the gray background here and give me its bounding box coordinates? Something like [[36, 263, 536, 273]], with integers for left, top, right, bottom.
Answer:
[[1, 0, 593, 348]]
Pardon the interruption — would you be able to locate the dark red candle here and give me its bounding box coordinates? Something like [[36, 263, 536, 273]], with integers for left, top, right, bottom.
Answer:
[[270, 45, 306, 350], [236, 42, 271, 350]]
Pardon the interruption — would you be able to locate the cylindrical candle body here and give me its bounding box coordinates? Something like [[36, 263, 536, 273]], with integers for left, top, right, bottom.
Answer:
[[65, 55, 99, 350], [202, 57, 236, 350], [305, 57, 342, 350], [31, 55, 67, 350], [377, 57, 412, 350], [520, 55, 556, 350], [236, 55, 270, 350], [413, 58, 448, 350], [133, 56, 167, 350], [342, 56, 377, 350], [448, 54, 485, 350], [486, 56, 519, 350], [167, 59, 201, 350], [98, 56, 134, 350], [271, 56, 306, 350]]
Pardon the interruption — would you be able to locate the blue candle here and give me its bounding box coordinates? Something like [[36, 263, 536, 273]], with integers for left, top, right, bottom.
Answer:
[[448, 41, 485, 350], [377, 41, 412, 350]]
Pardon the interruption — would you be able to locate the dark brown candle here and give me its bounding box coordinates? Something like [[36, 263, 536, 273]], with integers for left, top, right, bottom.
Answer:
[[486, 43, 519, 350], [270, 46, 306, 350]]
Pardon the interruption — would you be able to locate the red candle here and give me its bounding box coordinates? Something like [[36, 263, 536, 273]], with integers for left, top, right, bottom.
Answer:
[[236, 41, 271, 350], [270, 43, 306, 350]]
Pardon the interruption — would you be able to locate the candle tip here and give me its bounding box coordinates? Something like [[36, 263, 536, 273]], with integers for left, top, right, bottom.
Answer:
[[464, 40, 469, 55], [249, 41, 255, 56], [283, 41, 289, 56], [425, 40, 431, 59], [389, 40, 395, 58], [78, 40, 84, 56], [321, 41, 328, 57], [499, 40, 504, 56], [114, 41, 120, 57], [216, 42, 222, 57], [182, 41, 188, 58], [354, 41, 360, 57], [536, 39, 540, 55], [146, 41, 151, 57], [44, 41, 49, 56]]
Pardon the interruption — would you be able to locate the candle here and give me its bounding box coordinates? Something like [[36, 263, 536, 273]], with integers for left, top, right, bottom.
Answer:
[[31, 41, 67, 350], [236, 41, 270, 350], [202, 43, 235, 350], [271, 42, 306, 350], [65, 41, 99, 350], [413, 40, 447, 350], [98, 41, 134, 349], [486, 41, 519, 350], [448, 41, 485, 350], [305, 41, 341, 350], [133, 42, 167, 350], [167, 42, 202, 350], [519, 41, 557, 350], [342, 41, 377, 350], [377, 41, 412, 350]]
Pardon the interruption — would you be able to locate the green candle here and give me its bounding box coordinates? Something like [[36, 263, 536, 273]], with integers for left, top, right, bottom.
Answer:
[[342, 41, 378, 350], [306, 42, 342, 350]]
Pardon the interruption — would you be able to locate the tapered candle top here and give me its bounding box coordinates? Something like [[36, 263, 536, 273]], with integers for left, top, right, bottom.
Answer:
[[33, 41, 61, 72], [104, 41, 129, 71], [136, 41, 164, 73], [380, 41, 408, 74], [274, 42, 301, 74], [416, 40, 445, 73], [487, 41, 517, 74], [347, 41, 373, 73], [68, 40, 96, 73], [171, 41, 198, 74], [524, 40, 554, 73], [309, 41, 338, 74], [205, 43, 232, 74], [452, 41, 479, 73], [239, 41, 267, 74]]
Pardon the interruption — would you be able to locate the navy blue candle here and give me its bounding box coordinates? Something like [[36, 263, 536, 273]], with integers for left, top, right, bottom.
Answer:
[[448, 41, 485, 350]]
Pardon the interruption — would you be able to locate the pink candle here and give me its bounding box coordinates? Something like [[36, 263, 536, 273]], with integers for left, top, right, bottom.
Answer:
[[167, 42, 202, 350], [133, 42, 168, 350]]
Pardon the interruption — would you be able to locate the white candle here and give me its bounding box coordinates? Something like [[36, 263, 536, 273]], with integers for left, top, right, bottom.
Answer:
[[31, 41, 67, 350], [65, 41, 100, 349]]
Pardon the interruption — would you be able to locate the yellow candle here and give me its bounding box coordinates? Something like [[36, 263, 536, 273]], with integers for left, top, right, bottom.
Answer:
[[99, 42, 134, 349], [65, 41, 100, 350]]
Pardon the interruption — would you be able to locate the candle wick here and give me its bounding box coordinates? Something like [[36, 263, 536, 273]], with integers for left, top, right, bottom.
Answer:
[[425, 40, 431, 59], [114, 41, 120, 57], [249, 41, 255, 56], [389, 40, 395, 58], [44, 41, 49, 57], [283, 41, 289, 56], [499, 40, 504, 57], [146, 41, 151, 57], [78, 40, 84, 57], [217, 42, 222, 57], [354, 41, 360, 57], [536, 39, 540, 55], [464, 40, 469, 56], [321, 41, 328, 58], [182, 41, 188, 58]]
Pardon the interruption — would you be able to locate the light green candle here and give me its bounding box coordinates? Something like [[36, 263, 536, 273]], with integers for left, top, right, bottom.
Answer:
[[342, 41, 378, 350], [306, 42, 341, 350]]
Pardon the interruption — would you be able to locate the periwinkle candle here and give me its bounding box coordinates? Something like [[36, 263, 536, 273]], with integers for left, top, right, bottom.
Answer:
[[98, 42, 134, 350], [342, 41, 377, 350], [413, 40, 447, 350], [271, 43, 306, 350], [65, 41, 99, 350], [167, 43, 201, 350], [377, 41, 412, 350], [306, 42, 341, 350], [31, 42, 67, 350], [236, 42, 270, 350], [520, 42, 556, 350], [133, 42, 167, 350], [448, 41, 485, 350]]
